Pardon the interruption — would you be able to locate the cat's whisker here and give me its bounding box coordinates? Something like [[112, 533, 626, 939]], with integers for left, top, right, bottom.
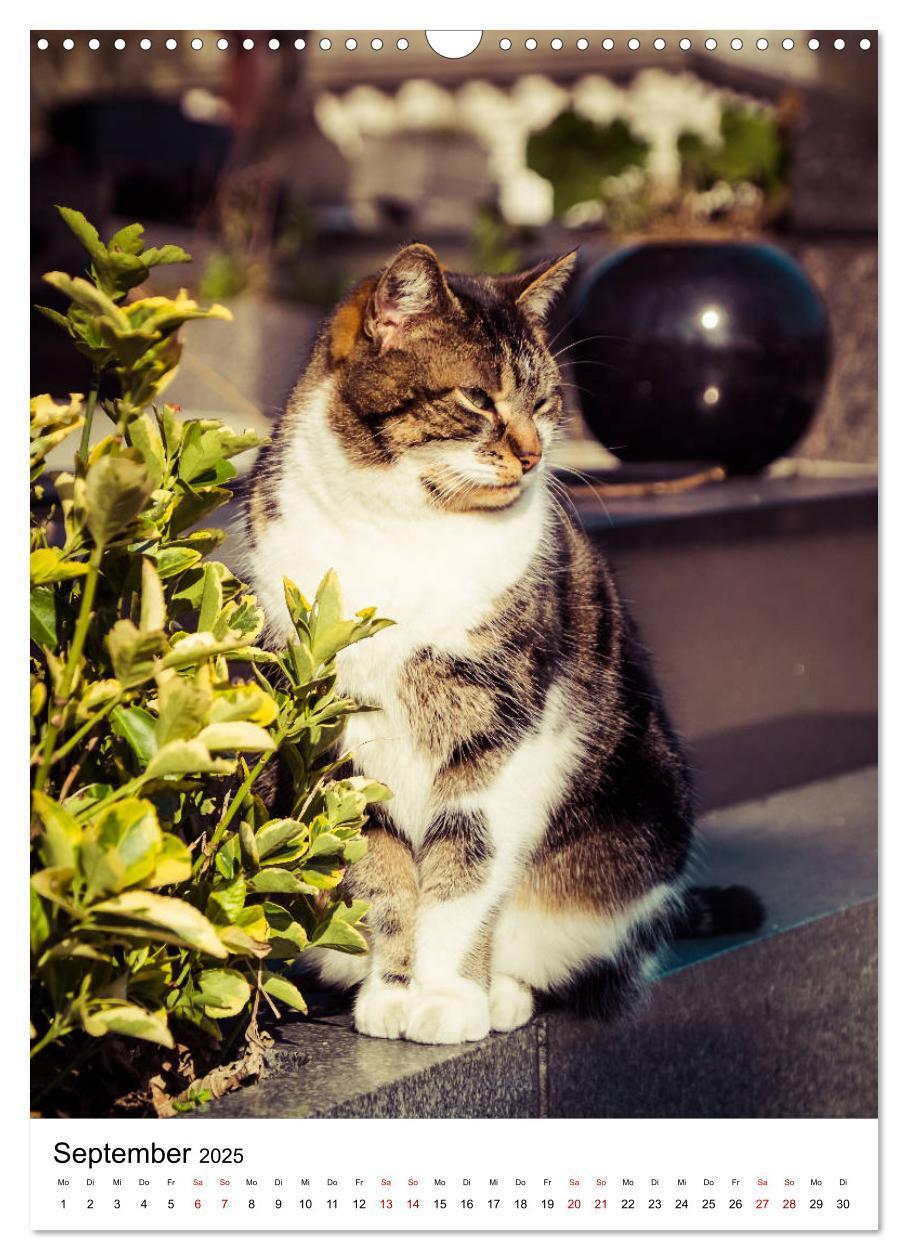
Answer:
[[552, 333, 631, 363]]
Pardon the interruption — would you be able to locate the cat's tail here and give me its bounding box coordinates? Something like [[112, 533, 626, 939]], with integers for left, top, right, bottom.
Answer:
[[673, 884, 766, 938]]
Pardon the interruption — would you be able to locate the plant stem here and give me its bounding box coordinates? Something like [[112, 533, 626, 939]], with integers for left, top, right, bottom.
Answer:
[[51, 694, 121, 766], [193, 743, 280, 876], [33, 538, 105, 794], [77, 375, 100, 465], [29, 1017, 69, 1060], [78, 775, 146, 822]]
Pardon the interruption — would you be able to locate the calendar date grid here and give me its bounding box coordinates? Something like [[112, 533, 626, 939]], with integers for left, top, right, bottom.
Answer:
[[51, 1170, 857, 1221]]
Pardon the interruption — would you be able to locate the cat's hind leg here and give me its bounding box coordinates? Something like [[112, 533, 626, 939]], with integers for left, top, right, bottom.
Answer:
[[491, 880, 681, 1026], [304, 814, 419, 1039]]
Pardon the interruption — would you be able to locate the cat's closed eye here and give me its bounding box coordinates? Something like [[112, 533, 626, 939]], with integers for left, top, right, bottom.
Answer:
[[459, 387, 495, 412], [534, 396, 554, 413]]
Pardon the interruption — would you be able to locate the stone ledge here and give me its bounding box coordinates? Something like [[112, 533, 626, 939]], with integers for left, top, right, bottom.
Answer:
[[198, 768, 877, 1120]]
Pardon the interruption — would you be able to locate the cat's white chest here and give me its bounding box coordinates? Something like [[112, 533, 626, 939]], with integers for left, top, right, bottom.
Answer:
[[240, 397, 550, 842]]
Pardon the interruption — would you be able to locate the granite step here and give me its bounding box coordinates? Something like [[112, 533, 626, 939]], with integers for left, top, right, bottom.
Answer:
[[199, 766, 877, 1120]]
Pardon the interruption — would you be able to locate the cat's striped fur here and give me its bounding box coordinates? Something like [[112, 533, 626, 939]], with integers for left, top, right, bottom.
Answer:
[[240, 244, 753, 1045]]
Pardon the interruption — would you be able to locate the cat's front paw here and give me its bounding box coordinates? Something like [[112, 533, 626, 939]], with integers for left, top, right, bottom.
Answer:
[[354, 979, 412, 1040], [405, 982, 490, 1045], [489, 973, 534, 1032]]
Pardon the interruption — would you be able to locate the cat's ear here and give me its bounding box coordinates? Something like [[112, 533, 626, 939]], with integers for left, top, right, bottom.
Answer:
[[366, 243, 454, 354], [509, 251, 578, 323]]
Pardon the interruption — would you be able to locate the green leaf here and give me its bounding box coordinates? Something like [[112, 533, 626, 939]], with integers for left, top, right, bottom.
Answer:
[[239, 820, 259, 867], [307, 831, 346, 860], [215, 834, 241, 880], [208, 682, 278, 727], [298, 862, 345, 891], [145, 739, 235, 779], [156, 675, 209, 746], [198, 563, 224, 634], [198, 722, 276, 754], [43, 269, 127, 323], [178, 420, 259, 485], [76, 678, 120, 720], [216, 924, 270, 958], [56, 207, 106, 268], [30, 547, 89, 585], [312, 911, 369, 954], [82, 1003, 174, 1047], [261, 903, 309, 958], [110, 706, 158, 767], [30, 887, 50, 956], [127, 415, 166, 489], [32, 790, 83, 867], [349, 777, 395, 804], [234, 903, 270, 942], [140, 243, 193, 269], [139, 558, 166, 632], [262, 974, 308, 1014], [342, 837, 368, 864], [108, 222, 146, 255], [160, 631, 239, 670], [155, 546, 202, 580], [30, 866, 76, 911], [169, 487, 232, 536], [205, 876, 246, 925], [248, 869, 311, 895], [87, 890, 229, 957], [107, 620, 167, 687], [196, 968, 251, 1019], [142, 834, 192, 888], [219, 597, 264, 643], [30, 585, 58, 649], [254, 818, 307, 859], [283, 576, 310, 626], [85, 454, 153, 545], [80, 799, 163, 898]]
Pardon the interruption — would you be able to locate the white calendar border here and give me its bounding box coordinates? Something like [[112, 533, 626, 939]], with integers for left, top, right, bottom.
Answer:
[[30, 1116, 878, 1233], [6, 1, 902, 1253]]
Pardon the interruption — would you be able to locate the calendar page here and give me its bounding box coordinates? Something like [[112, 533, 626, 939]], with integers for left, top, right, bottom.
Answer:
[[26, 19, 879, 1239]]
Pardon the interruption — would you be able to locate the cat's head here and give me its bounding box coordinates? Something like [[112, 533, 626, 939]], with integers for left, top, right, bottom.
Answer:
[[325, 243, 576, 512]]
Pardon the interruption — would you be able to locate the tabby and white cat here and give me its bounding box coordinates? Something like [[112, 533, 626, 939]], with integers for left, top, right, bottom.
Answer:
[[240, 244, 749, 1046]]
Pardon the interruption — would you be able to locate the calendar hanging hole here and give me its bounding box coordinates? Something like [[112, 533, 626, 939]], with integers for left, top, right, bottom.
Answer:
[[424, 31, 481, 58]]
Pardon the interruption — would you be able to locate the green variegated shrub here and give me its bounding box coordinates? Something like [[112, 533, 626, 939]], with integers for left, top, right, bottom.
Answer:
[[30, 208, 390, 1110]]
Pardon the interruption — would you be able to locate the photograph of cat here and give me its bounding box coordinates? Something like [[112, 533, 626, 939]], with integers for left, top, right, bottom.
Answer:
[[241, 244, 758, 1046]]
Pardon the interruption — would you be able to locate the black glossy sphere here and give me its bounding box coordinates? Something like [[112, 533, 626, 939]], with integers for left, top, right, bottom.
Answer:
[[571, 242, 831, 473]]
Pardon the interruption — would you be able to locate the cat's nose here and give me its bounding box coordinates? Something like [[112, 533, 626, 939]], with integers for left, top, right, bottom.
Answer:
[[506, 419, 542, 473]]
